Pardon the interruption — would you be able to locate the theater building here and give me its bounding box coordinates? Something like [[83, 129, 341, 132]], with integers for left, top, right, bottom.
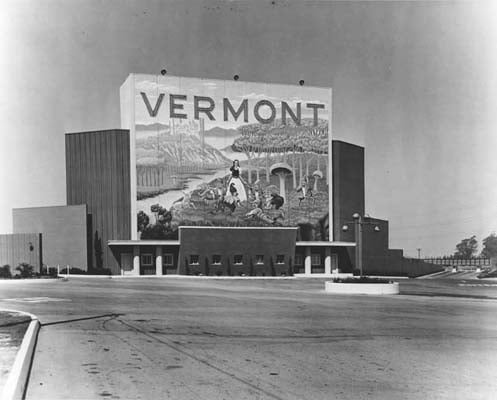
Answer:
[[1, 74, 441, 277]]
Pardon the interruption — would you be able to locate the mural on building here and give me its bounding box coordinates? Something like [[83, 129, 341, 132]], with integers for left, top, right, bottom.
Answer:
[[121, 74, 331, 240]]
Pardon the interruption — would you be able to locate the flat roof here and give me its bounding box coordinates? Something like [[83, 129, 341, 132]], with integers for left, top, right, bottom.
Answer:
[[295, 241, 355, 247], [108, 240, 180, 246], [179, 226, 298, 230]]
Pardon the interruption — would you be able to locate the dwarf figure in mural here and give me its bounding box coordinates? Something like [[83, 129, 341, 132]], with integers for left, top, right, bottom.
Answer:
[[296, 175, 312, 205], [223, 182, 239, 213], [227, 160, 247, 203]]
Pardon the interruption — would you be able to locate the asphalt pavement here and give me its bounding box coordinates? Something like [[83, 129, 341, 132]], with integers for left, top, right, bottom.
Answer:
[[0, 277, 496, 399]]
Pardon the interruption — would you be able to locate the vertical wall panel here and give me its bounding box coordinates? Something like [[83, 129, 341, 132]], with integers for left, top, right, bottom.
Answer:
[[66, 130, 131, 274], [0, 233, 41, 273], [332, 141, 365, 242], [13, 206, 87, 270]]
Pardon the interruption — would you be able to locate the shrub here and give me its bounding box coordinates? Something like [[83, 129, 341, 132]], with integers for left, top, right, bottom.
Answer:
[[477, 269, 497, 279], [332, 276, 392, 284], [16, 263, 35, 278], [59, 267, 86, 275], [0, 264, 12, 278], [87, 268, 112, 275]]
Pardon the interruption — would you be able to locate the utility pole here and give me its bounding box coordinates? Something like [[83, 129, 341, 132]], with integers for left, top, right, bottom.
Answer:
[[417, 248, 421, 260]]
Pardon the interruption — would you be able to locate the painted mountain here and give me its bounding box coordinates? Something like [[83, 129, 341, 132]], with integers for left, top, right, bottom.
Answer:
[[135, 123, 231, 167], [203, 126, 239, 138]]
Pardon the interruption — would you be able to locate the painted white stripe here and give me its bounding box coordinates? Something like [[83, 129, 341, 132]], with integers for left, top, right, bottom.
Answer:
[[2, 297, 69, 303]]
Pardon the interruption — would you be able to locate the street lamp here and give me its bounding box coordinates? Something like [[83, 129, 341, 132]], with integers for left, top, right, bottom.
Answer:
[[342, 214, 380, 276]]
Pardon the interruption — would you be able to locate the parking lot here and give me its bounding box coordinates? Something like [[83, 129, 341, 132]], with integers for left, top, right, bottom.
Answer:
[[1, 277, 496, 399]]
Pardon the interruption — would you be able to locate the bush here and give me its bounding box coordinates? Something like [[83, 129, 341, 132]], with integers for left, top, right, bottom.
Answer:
[[332, 276, 392, 284], [87, 268, 112, 275], [59, 267, 87, 275], [0, 264, 12, 279], [477, 269, 497, 279], [16, 263, 35, 278]]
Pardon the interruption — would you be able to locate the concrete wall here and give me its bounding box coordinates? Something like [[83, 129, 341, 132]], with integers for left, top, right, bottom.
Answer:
[[0, 233, 42, 273], [13, 205, 88, 271], [66, 130, 131, 274], [363, 247, 444, 277], [178, 227, 297, 276]]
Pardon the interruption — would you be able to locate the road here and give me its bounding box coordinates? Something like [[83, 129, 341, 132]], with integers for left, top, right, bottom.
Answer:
[[1, 277, 496, 400]]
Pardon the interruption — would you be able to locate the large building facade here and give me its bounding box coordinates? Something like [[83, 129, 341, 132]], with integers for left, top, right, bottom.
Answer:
[[0, 74, 442, 277], [65, 129, 363, 276]]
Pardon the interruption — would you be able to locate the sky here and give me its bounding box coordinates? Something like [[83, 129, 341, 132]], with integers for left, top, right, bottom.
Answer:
[[0, 0, 496, 257]]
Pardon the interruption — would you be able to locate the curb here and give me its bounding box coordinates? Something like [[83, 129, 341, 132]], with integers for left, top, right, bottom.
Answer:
[[1, 310, 40, 400], [325, 281, 400, 295], [0, 278, 62, 284], [58, 274, 297, 280]]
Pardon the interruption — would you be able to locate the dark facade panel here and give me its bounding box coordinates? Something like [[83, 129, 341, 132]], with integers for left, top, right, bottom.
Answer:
[[66, 129, 131, 274], [331, 140, 365, 267], [0, 233, 41, 273], [13, 205, 88, 270], [178, 227, 297, 276], [332, 140, 365, 242]]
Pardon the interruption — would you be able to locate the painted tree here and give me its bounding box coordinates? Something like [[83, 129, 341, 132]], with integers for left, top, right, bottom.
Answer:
[[137, 211, 150, 233], [232, 118, 329, 188]]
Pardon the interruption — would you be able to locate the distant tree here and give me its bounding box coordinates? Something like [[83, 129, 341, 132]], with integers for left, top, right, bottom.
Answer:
[[94, 232, 103, 269], [481, 233, 497, 259], [454, 235, 478, 259], [16, 263, 34, 278]]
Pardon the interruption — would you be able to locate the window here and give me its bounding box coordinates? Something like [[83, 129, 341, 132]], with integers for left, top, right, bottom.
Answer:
[[255, 255, 264, 265], [276, 254, 285, 264], [294, 254, 303, 266], [163, 253, 174, 267], [189, 255, 199, 265], [234, 254, 243, 265], [141, 254, 153, 266], [212, 255, 221, 265], [311, 253, 321, 266]]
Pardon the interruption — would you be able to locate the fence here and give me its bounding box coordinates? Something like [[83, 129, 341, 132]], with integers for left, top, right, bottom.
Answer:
[[421, 257, 490, 267]]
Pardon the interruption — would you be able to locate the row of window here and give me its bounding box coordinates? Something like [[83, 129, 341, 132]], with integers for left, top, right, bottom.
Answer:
[[141, 253, 174, 267], [294, 254, 322, 266], [141, 253, 323, 267], [189, 254, 286, 265]]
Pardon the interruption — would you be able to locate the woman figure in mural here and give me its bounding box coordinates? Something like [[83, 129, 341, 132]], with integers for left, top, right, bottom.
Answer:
[[227, 160, 247, 203]]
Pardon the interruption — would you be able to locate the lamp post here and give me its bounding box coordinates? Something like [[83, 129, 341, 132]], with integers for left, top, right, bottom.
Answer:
[[342, 213, 380, 276]]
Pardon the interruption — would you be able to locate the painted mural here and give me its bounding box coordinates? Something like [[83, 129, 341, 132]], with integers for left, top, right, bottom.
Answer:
[[121, 74, 331, 240]]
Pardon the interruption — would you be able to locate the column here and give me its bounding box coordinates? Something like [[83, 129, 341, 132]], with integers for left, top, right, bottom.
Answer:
[[133, 245, 140, 275], [324, 247, 331, 275], [156, 245, 162, 276], [304, 246, 312, 275]]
